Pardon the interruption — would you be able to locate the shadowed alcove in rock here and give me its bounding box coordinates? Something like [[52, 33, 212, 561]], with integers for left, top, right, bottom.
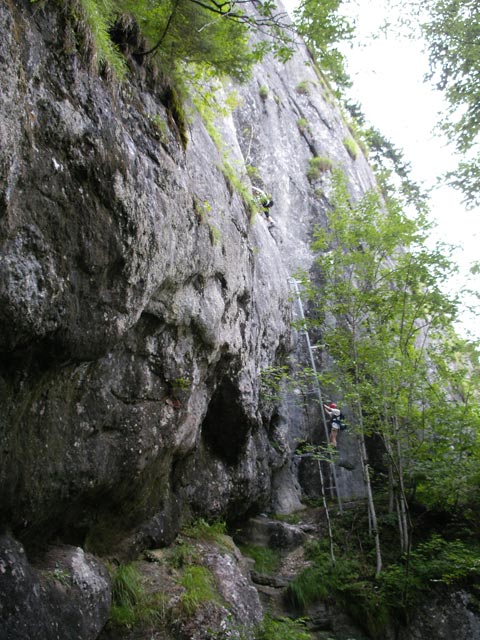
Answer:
[[201, 377, 255, 465]]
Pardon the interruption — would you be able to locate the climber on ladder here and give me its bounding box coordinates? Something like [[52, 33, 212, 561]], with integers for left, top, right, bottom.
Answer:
[[323, 402, 341, 448]]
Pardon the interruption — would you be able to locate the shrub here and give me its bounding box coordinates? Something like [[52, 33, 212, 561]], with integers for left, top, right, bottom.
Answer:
[[182, 518, 228, 543], [192, 84, 257, 218], [295, 80, 311, 95], [168, 541, 198, 569], [380, 535, 480, 610], [259, 85, 269, 100], [272, 513, 301, 525], [255, 615, 311, 640], [297, 118, 310, 133], [73, 0, 127, 78], [343, 137, 359, 160], [193, 197, 212, 223], [148, 113, 169, 142], [209, 224, 222, 245], [246, 164, 261, 180], [306, 156, 333, 181]]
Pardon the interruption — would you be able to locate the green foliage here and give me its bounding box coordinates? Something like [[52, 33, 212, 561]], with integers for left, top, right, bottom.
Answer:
[[61, 0, 295, 83], [445, 156, 480, 208], [301, 169, 480, 573], [287, 534, 479, 637], [209, 223, 222, 245], [179, 565, 218, 614], [71, 0, 128, 77], [168, 541, 198, 568], [259, 85, 269, 100], [294, 0, 353, 91], [296, 118, 311, 133], [246, 164, 261, 181], [410, 0, 480, 205], [306, 156, 333, 181], [260, 365, 290, 402], [286, 544, 392, 637], [380, 535, 480, 611], [44, 566, 71, 587], [112, 564, 144, 610], [343, 136, 358, 160], [193, 198, 212, 222], [260, 365, 320, 404], [295, 80, 311, 95], [410, 339, 480, 510], [255, 615, 311, 640], [239, 544, 282, 575], [272, 512, 302, 525], [161, 85, 189, 149], [422, 0, 480, 152], [359, 122, 429, 213], [194, 193, 227, 242], [182, 518, 227, 542], [136, 0, 257, 81], [148, 113, 169, 142], [287, 545, 363, 609], [172, 376, 191, 391], [111, 564, 167, 628]]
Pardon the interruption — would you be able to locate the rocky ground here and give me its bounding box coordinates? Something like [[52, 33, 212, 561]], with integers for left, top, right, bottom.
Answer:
[[95, 506, 369, 640]]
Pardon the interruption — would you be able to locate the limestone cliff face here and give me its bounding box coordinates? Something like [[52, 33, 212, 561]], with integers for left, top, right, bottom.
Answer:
[[0, 1, 369, 563], [8, 3, 480, 640]]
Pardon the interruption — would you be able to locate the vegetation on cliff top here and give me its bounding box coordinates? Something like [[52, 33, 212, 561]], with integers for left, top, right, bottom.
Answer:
[[52, 0, 352, 86], [58, 0, 290, 80]]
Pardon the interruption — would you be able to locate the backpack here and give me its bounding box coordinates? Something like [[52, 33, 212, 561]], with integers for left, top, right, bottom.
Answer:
[[332, 414, 348, 431]]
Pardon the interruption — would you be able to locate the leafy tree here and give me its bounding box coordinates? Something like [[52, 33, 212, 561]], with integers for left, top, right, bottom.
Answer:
[[294, 0, 354, 90], [364, 126, 429, 213], [413, 0, 480, 206], [413, 335, 480, 510], [301, 169, 469, 573], [421, 0, 480, 151]]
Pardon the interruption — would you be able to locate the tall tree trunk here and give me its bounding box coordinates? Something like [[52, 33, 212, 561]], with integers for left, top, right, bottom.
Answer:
[[395, 426, 411, 554], [383, 427, 411, 554], [357, 428, 382, 576], [352, 340, 383, 576]]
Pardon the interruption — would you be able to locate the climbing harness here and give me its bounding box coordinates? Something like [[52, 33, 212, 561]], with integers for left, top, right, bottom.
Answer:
[[288, 277, 343, 514]]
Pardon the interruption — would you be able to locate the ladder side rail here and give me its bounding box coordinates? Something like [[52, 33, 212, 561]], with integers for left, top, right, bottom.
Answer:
[[289, 278, 343, 514]]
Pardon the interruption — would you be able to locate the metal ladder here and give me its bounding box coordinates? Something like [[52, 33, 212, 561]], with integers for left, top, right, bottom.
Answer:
[[289, 277, 343, 514]]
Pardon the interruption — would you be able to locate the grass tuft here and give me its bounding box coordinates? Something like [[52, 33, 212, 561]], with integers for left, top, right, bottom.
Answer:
[[179, 565, 218, 614], [343, 136, 359, 160], [239, 544, 282, 575]]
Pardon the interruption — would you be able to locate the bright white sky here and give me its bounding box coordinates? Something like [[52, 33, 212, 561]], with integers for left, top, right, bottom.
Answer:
[[332, 0, 480, 338]]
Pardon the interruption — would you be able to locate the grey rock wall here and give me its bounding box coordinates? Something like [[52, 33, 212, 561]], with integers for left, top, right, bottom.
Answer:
[[0, 0, 369, 555], [0, 0, 292, 554], [0, 533, 111, 640], [0, 1, 373, 635], [396, 589, 480, 640]]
